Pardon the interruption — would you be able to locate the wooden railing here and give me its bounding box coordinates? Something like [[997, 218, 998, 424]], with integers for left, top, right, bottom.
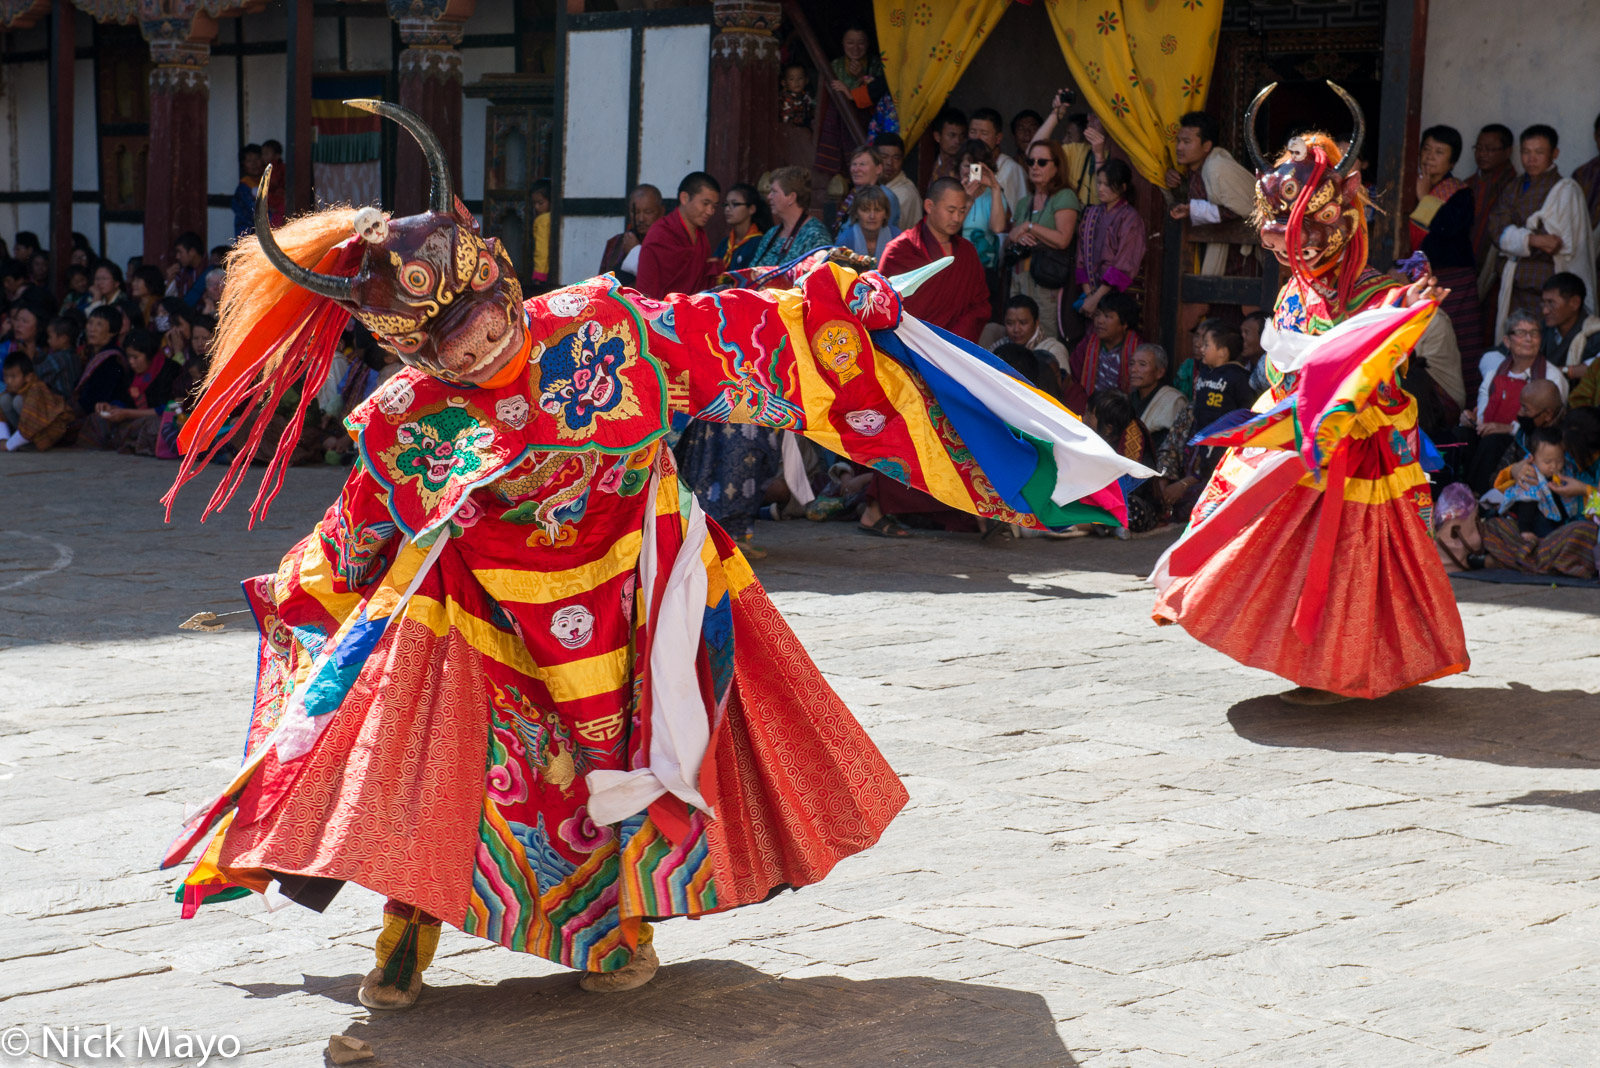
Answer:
[[1157, 217, 1282, 349]]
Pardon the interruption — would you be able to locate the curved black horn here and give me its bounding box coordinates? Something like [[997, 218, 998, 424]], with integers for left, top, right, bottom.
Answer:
[[1243, 81, 1277, 173], [346, 99, 453, 215], [252, 166, 360, 303], [1327, 80, 1366, 179]]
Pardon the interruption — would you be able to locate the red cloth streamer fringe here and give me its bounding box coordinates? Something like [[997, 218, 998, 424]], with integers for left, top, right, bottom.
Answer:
[[162, 245, 360, 527], [1291, 442, 1349, 645]]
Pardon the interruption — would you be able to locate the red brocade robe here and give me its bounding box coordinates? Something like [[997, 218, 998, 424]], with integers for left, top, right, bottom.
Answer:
[[878, 223, 992, 342], [1152, 269, 1469, 699], [169, 264, 1123, 972]]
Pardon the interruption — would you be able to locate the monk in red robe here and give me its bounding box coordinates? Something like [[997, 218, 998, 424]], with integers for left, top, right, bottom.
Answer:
[[879, 177, 992, 342], [634, 172, 721, 299]]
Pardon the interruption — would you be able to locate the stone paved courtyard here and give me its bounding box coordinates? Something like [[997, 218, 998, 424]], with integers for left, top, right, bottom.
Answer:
[[2, 451, 1598, 1067]]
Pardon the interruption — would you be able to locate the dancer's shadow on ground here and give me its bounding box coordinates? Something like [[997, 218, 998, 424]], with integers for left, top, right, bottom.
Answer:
[[278, 959, 1080, 1067], [1228, 682, 1600, 769]]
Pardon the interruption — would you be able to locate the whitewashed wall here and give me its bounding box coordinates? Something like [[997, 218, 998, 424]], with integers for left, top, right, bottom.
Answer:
[[637, 24, 709, 196], [563, 28, 632, 201], [1422, 0, 1600, 166], [561, 215, 624, 287]]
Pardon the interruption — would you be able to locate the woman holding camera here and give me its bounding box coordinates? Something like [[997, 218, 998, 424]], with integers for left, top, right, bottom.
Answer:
[[1005, 139, 1081, 341]]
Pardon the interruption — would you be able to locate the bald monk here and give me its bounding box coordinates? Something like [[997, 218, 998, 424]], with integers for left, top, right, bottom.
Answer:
[[879, 177, 992, 342]]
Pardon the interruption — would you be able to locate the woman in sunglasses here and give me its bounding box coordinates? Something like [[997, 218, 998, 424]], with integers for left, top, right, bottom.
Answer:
[[1006, 140, 1081, 341]]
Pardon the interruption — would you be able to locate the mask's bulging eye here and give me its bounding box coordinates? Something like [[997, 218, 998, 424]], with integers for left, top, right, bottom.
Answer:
[[391, 332, 426, 353], [401, 262, 434, 295], [473, 253, 497, 290]]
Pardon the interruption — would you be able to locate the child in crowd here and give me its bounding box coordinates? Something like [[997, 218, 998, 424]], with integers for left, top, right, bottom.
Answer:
[[530, 179, 552, 290], [61, 266, 92, 313], [1242, 310, 1269, 395], [780, 64, 814, 129], [0, 353, 72, 452], [1497, 425, 1594, 545], [37, 318, 81, 400], [1191, 325, 1254, 458]]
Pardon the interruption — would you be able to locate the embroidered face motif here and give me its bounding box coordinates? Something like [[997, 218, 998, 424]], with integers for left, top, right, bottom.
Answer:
[[495, 394, 531, 429], [377, 376, 415, 416], [549, 604, 596, 649], [545, 291, 589, 318], [392, 400, 494, 492], [538, 321, 628, 430], [844, 409, 887, 436], [814, 321, 864, 383]]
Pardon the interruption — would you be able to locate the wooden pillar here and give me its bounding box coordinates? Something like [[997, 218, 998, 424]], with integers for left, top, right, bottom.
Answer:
[[285, 0, 314, 214], [141, 7, 215, 265], [387, 0, 475, 217], [1373, 0, 1429, 265], [706, 0, 782, 193], [48, 0, 74, 295]]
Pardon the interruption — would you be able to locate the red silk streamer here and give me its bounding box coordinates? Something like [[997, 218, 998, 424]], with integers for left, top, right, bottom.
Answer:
[[1291, 442, 1349, 645]]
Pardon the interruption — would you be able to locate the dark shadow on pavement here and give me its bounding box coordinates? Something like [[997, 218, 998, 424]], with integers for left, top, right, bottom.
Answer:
[[1227, 682, 1600, 769], [1476, 789, 1600, 814], [1446, 574, 1600, 615], [298, 959, 1078, 1067]]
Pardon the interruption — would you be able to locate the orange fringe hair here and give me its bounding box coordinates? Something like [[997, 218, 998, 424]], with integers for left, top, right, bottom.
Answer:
[[206, 207, 358, 390]]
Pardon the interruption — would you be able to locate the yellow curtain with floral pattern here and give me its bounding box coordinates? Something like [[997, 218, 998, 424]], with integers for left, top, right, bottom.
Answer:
[[1044, 0, 1224, 185], [874, 0, 1011, 146]]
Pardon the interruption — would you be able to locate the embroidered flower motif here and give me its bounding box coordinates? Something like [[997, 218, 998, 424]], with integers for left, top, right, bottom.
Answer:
[[1127, 71, 1141, 89], [1182, 74, 1205, 101], [1085, 60, 1103, 84], [1095, 10, 1119, 34], [1109, 93, 1132, 119], [558, 806, 615, 852], [1182, 0, 1203, 9], [928, 40, 952, 61], [1161, 33, 1178, 54], [911, 2, 932, 26], [888, 7, 905, 27]]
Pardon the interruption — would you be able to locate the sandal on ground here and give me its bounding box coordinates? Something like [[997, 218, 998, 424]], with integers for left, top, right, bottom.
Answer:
[[858, 515, 912, 538]]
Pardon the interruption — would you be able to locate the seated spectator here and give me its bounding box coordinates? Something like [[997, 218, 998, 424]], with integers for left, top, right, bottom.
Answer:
[[75, 306, 127, 414], [1075, 158, 1145, 320], [835, 185, 899, 267], [600, 184, 664, 286], [69, 232, 92, 268], [1065, 290, 1142, 411], [60, 265, 92, 313], [1085, 388, 1161, 533], [168, 232, 211, 306], [957, 139, 1010, 268], [992, 341, 1065, 401], [1481, 415, 1599, 577], [37, 317, 81, 401], [87, 260, 139, 327], [880, 177, 991, 342], [1490, 378, 1571, 486], [874, 133, 922, 230], [634, 172, 720, 300], [2, 260, 47, 307], [993, 294, 1067, 371], [751, 167, 834, 268], [716, 183, 769, 272], [1540, 272, 1600, 385], [0, 301, 44, 365], [1127, 342, 1188, 452], [209, 245, 229, 270], [12, 231, 40, 263], [130, 264, 166, 329], [0, 353, 72, 452], [1463, 309, 1568, 490], [83, 328, 188, 454], [28, 251, 50, 292], [1189, 323, 1254, 465], [1242, 311, 1269, 394], [1006, 139, 1081, 341], [839, 147, 900, 228]]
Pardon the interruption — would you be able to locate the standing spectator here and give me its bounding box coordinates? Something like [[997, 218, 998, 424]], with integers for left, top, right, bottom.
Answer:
[[957, 140, 1010, 269], [1465, 123, 1516, 268], [750, 167, 833, 268], [599, 184, 664, 285], [1489, 125, 1595, 331], [1065, 290, 1142, 412], [838, 147, 900, 228], [992, 293, 1067, 371], [1541, 272, 1600, 382], [779, 64, 814, 129], [1571, 112, 1600, 227], [1166, 111, 1257, 277], [209, 245, 229, 269], [169, 232, 211, 306], [12, 232, 40, 263], [1006, 140, 1081, 341], [880, 177, 991, 343], [1075, 158, 1145, 320], [716, 183, 769, 273], [233, 143, 264, 237], [835, 186, 899, 267], [1009, 109, 1044, 172], [634, 172, 720, 300], [816, 23, 895, 178], [968, 107, 1027, 215], [1410, 125, 1485, 367], [1028, 95, 1097, 205], [875, 133, 922, 230], [0, 354, 72, 452], [75, 306, 127, 415], [530, 179, 552, 288], [928, 108, 967, 183]]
